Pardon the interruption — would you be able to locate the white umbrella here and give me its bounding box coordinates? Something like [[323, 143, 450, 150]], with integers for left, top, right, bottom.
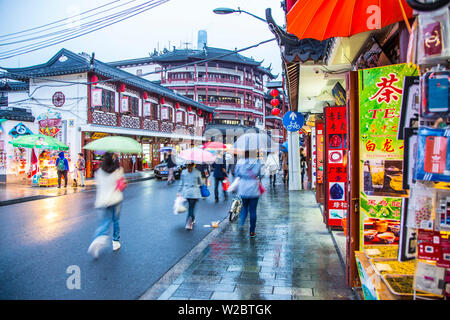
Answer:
[[233, 132, 279, 152]]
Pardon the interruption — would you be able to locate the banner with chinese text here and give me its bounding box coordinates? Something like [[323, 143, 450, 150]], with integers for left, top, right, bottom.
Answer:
[[324, 106, 348, 227], [358, 64, 419, 249], [315, 121, 324, 184]]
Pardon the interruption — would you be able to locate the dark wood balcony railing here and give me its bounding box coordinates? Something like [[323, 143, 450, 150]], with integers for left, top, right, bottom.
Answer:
[[161, 77, 263, 91], [90, 109, 205, 137]]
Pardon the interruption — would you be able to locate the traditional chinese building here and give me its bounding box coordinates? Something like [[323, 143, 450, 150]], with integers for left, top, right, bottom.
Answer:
[[108, 31, 278, 138], [3, 48, 214, 179]]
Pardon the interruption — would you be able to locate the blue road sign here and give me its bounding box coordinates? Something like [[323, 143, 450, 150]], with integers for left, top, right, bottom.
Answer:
[[282, 111, 304, 132]]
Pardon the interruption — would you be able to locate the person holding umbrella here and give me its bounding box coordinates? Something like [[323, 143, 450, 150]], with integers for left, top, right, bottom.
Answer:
[[177, 163, 203, 230], [166, 149, 177, 185], [87, 152, 125, 258], [235, 150, 263, 238]]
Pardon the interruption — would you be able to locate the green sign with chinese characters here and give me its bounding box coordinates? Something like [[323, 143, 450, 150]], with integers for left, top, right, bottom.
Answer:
[[358, 64, 419, 250]]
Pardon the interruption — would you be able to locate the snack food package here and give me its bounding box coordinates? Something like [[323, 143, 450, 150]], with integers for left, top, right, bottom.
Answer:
[[406, 183, 435, 230]]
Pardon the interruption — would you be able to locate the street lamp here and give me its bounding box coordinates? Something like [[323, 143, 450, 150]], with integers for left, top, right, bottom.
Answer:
[[213, 7, 267, 23]]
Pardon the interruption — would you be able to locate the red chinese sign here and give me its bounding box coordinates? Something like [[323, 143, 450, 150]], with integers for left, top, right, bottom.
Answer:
[[325, 106, 348, 227], [315, 121, 324, 184]]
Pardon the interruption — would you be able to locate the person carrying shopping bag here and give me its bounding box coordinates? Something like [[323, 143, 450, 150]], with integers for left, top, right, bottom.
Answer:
[[87, 152, 125, 258], [212, 155, 228, 203], [177, 163, 203, 230], [265, 151, 279, 186], [235, 151, 263, 238]]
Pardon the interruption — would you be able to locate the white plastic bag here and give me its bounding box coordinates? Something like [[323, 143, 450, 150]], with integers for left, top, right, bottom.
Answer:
[[173, 196, 187, 215], [228, 177, 240, 193]]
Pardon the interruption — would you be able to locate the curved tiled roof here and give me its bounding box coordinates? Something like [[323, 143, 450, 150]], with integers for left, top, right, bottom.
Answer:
[[108, 46, 277, 79], [4, 49, 214, 113]]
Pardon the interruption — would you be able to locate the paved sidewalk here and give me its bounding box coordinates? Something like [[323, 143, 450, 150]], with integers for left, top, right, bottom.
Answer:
[[0, 170, 154, 206], [145, 179, 356, 300]]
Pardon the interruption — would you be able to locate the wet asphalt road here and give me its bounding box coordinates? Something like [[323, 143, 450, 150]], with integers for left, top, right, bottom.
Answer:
[[0, 178, 231, 299]]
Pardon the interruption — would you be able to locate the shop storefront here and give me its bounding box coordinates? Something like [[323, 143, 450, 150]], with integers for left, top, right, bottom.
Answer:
[[279, 0, 449, 300]]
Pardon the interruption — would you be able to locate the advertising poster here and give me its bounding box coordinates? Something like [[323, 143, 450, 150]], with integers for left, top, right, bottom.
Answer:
[[311, 127, 317, 189], [121, 96, 129, 113], [358, 64, 419, 249], [91, 88, 103, 107], [324, 106, 348, 227], [315, 121, 324, 185]]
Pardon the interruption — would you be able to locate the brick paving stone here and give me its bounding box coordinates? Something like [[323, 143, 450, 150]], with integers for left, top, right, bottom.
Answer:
[[155, 185, 355, 300]]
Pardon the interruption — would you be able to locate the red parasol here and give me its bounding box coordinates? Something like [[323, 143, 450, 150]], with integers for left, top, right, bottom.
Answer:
[[286, 0, 414, 41]]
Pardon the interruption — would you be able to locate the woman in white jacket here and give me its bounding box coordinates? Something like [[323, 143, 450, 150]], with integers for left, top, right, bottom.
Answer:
[[88, 152, 125, 258], [265, 151, 279, 186]]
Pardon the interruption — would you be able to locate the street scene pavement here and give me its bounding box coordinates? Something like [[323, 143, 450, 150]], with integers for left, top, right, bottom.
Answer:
[[0, 177, 231, 299], [0, 173, 355, 300], [150, 179, 355, 300]]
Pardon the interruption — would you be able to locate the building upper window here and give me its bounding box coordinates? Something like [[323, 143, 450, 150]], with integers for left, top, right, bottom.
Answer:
[[101, 89, 115, 112]]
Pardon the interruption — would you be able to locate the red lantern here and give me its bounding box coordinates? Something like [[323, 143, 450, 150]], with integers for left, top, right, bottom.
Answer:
[[270, 89, 279, 97], [160, 97, 165, 105], [271, 108, 280, 116], [143, 91, 148, 100], [91, 75, 98, 86], [270, 98, 279, 107], [175, 102, 180, 109], [209, 113, 212, 121], [188, 106, 192, 112], [119, 84, 126, 92], [198, 109, 202, 115]]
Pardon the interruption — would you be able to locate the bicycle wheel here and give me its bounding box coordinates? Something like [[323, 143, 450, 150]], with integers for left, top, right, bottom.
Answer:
[[229, 207, 238, 222], [406, 0, 449, 11]]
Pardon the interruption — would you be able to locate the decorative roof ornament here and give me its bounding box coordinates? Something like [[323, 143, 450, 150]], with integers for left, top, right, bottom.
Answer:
[[265, 8, 330, 63]]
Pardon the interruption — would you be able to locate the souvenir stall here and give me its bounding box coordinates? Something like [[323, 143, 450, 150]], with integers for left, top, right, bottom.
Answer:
[[8, 133, 69, 187], [352, 4, 450, 300]]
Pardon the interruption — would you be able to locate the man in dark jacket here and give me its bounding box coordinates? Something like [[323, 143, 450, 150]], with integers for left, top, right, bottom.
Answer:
[[212, 155, 228, 202], [55, 151, 69, 188], [167, 150, 177, 184]]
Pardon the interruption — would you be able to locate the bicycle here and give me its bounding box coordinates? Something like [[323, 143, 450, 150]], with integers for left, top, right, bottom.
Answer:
[[229, 194, 243, 222]]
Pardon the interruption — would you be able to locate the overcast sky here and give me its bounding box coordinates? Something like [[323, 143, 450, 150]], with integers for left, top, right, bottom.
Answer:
[[0, 0, 286, 79]]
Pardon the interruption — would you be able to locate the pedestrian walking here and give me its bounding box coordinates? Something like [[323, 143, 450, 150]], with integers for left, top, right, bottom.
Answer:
[[196, 163, 210, 188], [166, 150, 177, 184], [55, 151, 69, 188], [177, 163, 202, 230], [212, 155, 228, 203], [235, 151, 263, 238], [74, 152, 85, 187], [131, 154, 137, 173], [87, 152, 125, 258], [300, 147, 307, 187], [113, 153, 120, 169], [281, 151, 289, 184], [265, 151, 279, 186]]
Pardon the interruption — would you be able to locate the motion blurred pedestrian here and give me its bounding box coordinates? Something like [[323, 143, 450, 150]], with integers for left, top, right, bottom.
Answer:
[[166, 150, 177, 185], [281, 151, 288, 184], [265, 151, 279, 186], [55, 151, 69, 188], [212, 155, 228, 202], [87, 152, 125, 258], [177, 163, 202, 230], [235, 151, 263, 238]]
